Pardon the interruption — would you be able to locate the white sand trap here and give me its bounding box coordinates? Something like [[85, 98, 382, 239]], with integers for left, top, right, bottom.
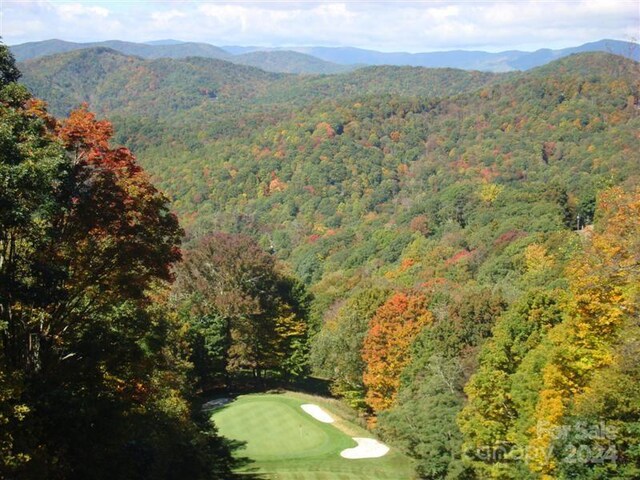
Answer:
[[340, 438, 390, 459], [301, 404, 335, 423]]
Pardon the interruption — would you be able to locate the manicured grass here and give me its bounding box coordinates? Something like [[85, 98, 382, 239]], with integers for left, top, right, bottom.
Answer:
[[211, 392, 415, 479]]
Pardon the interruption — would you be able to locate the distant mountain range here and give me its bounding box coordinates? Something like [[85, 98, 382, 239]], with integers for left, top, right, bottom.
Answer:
[[11, 38, 638, 74], [11, 39, 230, 62], [11, 39, 349, 75], [223, 39, 639, 72]]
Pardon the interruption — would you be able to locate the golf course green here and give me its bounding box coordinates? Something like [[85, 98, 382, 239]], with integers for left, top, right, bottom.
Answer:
[[210, 392, 414, 479]]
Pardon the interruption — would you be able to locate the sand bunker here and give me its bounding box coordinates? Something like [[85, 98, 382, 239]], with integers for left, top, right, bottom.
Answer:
[[340, 438, 390, 459], [300, 404, 389, 459], [301, 404, 335, 423]]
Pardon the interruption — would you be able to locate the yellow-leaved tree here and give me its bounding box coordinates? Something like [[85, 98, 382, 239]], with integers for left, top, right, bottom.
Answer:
[[528, 187, 640, 477]]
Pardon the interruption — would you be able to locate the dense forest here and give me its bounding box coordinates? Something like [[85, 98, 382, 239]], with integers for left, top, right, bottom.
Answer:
[[3, 37, 640, 479]]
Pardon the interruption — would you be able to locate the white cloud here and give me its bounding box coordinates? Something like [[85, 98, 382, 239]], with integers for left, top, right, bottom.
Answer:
[[151, 9, 186, 24], [426, 5, 461, 22], [3, 1, 638, 51], [56, 3, 110, 20]]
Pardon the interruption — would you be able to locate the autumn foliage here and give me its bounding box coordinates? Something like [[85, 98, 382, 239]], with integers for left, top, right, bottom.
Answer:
[[175, 232, 309, 381], [362, 293, 432, 412], [528, 187, 640, 475], [0, 50, 234, 478]]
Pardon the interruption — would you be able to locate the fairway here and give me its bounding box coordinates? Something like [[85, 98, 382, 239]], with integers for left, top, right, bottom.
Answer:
[[211, 393, 414, 479]]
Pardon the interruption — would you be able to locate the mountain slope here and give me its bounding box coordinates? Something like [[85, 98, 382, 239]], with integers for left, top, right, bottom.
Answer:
[[223, 39, 638, 71], [128, 52, 638, 251], [19, 48, 498, 118], [12, 39, 353, 75], [509, 39, 639, 70], [295, 39, 639, 71], [25, 51, 632, 281], [19, 48, 499, 157], [19, 47, 283, 116], [20, 50, 639, 265], [291, 45, 517, 70], [233, 50, 354, 74]]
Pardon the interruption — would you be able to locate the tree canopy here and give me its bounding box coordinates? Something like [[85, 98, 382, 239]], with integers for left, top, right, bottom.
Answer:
[[0, 44, 236, 479]]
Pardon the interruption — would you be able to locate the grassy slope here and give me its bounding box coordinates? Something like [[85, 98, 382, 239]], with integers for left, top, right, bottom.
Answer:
[[211, 393, 414, 479]]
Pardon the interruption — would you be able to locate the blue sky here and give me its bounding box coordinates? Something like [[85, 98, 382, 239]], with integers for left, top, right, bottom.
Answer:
[[3, 1, 639, 52]]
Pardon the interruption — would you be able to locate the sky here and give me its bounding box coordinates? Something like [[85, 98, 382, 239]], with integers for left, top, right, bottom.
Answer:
[[3, 0, 639, 52]]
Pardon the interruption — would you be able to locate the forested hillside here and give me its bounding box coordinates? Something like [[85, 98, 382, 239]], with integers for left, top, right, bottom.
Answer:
[[11, 41, 640, 479], [18, 48, 283, 117], [19, 48, 497, 117]]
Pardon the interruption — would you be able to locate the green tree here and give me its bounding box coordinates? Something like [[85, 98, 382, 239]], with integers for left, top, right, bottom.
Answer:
[[458, 290, 563, 479], [175, 232, 309, 381], [310, 287, 389, 409], [0, 41, 20, 85], [379, 352, 471, 480]]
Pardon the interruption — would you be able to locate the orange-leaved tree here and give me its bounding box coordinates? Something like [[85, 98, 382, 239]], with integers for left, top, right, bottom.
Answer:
[[362, 292, 433, 413], [55, 104, 182, 303]]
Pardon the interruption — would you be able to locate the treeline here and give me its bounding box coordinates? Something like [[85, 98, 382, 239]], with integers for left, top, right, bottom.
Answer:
[[0, 45, 309, 479]]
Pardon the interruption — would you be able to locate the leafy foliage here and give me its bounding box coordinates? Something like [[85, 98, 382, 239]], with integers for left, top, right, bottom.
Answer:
[[460, 188, 640, 479], [362, 292, 432, 412], [0, 45, 237, 479], [310, 287, 389, 409], [174, 232, 310, 383]]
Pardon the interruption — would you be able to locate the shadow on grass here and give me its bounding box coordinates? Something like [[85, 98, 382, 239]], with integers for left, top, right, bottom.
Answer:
[[224, 437, 267, 480], [200, 373, 332, 399], [292, 376, 331, 396]]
